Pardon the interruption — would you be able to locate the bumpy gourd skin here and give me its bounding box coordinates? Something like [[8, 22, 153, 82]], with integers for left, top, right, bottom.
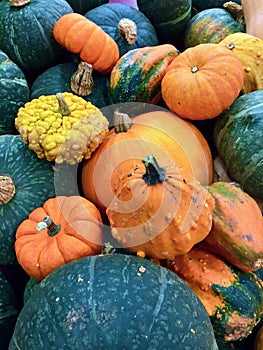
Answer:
[[15, 92, 109, 164]]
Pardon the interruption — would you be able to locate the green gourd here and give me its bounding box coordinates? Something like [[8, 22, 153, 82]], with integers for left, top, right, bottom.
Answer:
[[9, 254, 219, 350]]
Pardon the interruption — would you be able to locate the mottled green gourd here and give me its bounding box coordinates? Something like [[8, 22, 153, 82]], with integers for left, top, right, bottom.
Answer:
[[9, 254, 219, 350]]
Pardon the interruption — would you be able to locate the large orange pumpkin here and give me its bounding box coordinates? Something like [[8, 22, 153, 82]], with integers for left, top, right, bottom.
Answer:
[[53, 13, 119, 73], [81, 109, 214, 218], [15, 196, 103, 280], [161, 43, 245, 120]]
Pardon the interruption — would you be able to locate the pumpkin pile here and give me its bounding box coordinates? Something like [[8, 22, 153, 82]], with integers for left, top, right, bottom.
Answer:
[[0, 0, 262, 349]]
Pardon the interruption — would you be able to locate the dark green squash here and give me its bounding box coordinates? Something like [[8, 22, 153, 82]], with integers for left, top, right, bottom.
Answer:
[[213, 90, 263, 199], [0, 0, 74, 73], [184, 8, 245, 48], [0, 135, 56, 265], [9, 254, 219, 349], [137, 0, 192, 43], [66, 0, 107, 14], [192, 0, 241, 12], [85, 3, 158, 57], [0, 271, 18, 350], [0, 50, 30, 135], [30, 61, 109, 108]]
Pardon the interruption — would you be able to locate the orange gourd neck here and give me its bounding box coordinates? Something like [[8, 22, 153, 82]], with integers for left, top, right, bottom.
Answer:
[[37, 216, 61, 236], [142, 154, 166, 185]]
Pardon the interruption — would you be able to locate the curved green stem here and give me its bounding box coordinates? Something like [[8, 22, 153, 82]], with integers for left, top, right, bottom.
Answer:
[[142, 154, 166, 185]]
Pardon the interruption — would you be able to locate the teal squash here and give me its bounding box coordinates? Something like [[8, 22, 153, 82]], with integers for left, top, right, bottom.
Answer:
[[0, 50, 30, 135], [192, 0, 241, 12], [0, 135, 56, 265], [108, 44, 179, 104], [0, 271, 18, 350], [184, 8, 245, 48], [0, 0, 74, 73], [137, 0, 192, 43], [30, 61, 109, 108], [8, 254, 219, 349], [213, 90, 263, 199], [66, 0, 107, 14], [85, 3, 158, 57]]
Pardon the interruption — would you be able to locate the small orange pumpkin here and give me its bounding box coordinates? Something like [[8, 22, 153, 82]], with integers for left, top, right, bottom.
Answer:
[[161, 43, 245, 120], [53, 13, 119, 73], [15, 196, 103, 280], [106, 154, 215, 259]]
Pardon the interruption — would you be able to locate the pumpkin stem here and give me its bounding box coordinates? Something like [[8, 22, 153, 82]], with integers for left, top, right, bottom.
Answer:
[[223, 1, 245, 24], [36, 216, 61, 236], [56, 93, 71, 116], [113, 110, 133, 133], [118, 18, 137, 45], [0, 175, 16, 205], [142, 154, 166, 185], [9, 0, 30, 7], [70, 62, 94, 97]]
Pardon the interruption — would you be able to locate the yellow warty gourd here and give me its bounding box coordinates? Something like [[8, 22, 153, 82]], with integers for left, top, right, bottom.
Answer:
[[15, 92, 109, 164]]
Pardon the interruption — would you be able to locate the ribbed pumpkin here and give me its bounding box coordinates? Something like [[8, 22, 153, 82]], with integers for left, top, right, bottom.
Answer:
[[8, 254, 219, 349], [30, 61, 109, 108], [15, 196, 103, 280], [81, 109, 214, 217], [242, 0, 263, 40], [85, 2, 158, 57], [161, 43, 245, 120], [108, 44, 179, 105], [219, 32, 263, 93], [165, 247, 263, 343], [0, 0, 74, 73], [213, 90, 263, 199], [106, 154, 215, 259], [198, 182, 263, 272], [184, 8, 245, 48], [0, 135, 56, 265], [0, 50, 30, 135], [53, 13, 119, 74]]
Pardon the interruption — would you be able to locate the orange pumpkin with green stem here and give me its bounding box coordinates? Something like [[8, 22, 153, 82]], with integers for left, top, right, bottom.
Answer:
[[15, 196, 103, 280]]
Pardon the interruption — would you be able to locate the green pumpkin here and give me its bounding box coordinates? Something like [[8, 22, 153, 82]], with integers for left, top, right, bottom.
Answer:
[[0, 50, 30, 135], [8, 254, 218, 349], [184, 8, 245, 48], [66, 0, 107, 14], [30, 61, 109, 108], [213, 90, 263, 199], [0, 135, 56, 265], [137, 0, 192, 43], [85, 3, 158, 57], [0, 0, 74, 73], [192, 0, 241, 11], [0, 271, 18, 350]]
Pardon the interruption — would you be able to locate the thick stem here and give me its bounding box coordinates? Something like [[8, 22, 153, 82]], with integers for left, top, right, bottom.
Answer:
[[36, 216, 61, 236], [0, 176, 16, 205], [223, 2, 245, 24], [118, 18, 137, 45], [10, 0, 30, 6], [70, 62, 94, 96], [113, 110, 133, 133], [56, 93, 71, 116], [142, 154, 166, 185], [109, 0, 138, 10]]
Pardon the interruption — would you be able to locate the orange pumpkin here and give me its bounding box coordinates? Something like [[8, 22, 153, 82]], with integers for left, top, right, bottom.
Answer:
[[15, 196, 103, 280], [81, 109, 214, 218], [106, 154, 215, 259], [53, 13, 119, 73], [161, 43, 245, 120]]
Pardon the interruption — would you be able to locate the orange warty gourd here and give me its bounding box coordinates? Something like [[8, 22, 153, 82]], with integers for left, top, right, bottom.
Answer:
[[106, 154, 215, 259], [161, 43, 245, 120], [15, 196, 103, 280], [53, 13, 119, 74], [81, 110, 214, 218]]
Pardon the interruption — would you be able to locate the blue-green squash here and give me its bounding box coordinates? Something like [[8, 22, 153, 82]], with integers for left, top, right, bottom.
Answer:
[[0, 0, 74, 73], [30, 61, 109, 108], [84, 3, 158, 57], [0, 271, 18, 350], [66, 0, 107, 14], [9, 254, 219, 349], [192, 0, 241, 12], [0, 50, 30, 135], [0, 135, 56, 265], [184, 8, 245, 48], [213, 90, 263, 199]]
